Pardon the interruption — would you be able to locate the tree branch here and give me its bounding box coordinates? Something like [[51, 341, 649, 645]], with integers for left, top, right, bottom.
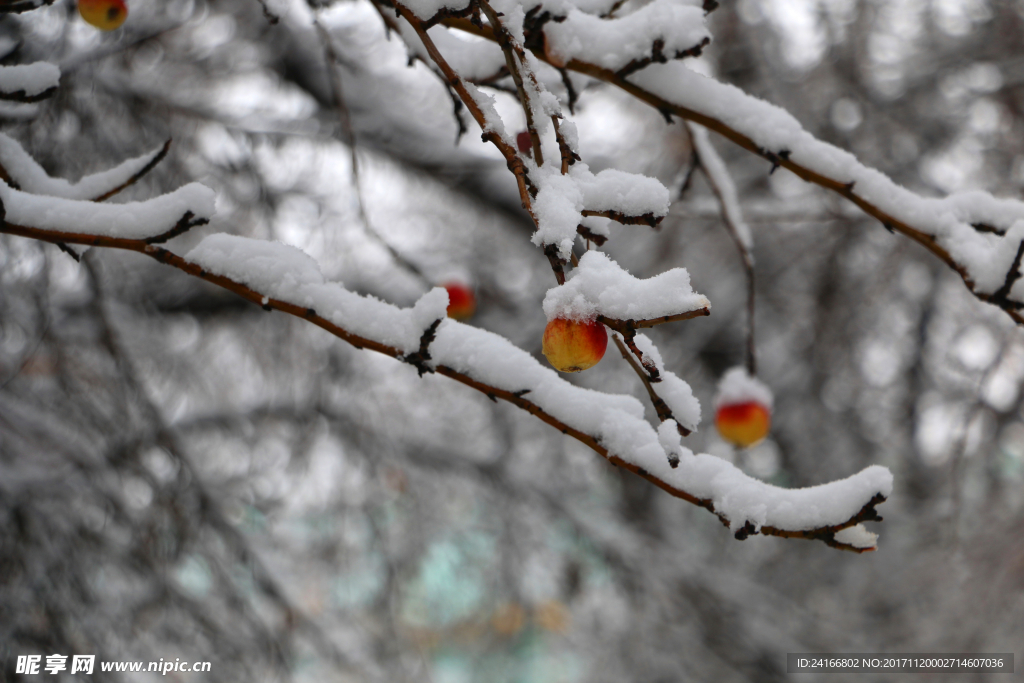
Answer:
[[0, 217, 885, 551], [687, 122, 757, 374], [0, 0, 55, 14], [611, 333, 689, 438], [432, 13, 1024, 327]]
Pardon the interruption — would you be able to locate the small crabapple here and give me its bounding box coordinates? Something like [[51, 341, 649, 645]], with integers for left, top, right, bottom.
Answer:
[[542, 318, 607, 373], [715, 400, 771, 448], [516, 131, 533, 155], [443, 282, 476, 321], [78, 0, 128, 30]]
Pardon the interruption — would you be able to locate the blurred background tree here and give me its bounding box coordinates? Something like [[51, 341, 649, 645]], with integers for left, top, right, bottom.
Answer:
[[2, 0, 1024, 681]]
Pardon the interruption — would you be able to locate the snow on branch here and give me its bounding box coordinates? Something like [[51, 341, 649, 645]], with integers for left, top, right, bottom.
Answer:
[[386, 0, 672, 269], [543, 250, 709, 325], [0, 134, 172, 201], [407, 24, 509, 83], [0, 0, 55, 15], [432, 11, 1024, 327], [688, 122, 751, 254], [688, 121, 758, 372], [0, 62, 59, 102], [628, 62, 1024, 314], [633, 332, 700, 431], [575, 165, 668, 226], [477, 0, 550, 165], [611, 331, 700, 439], [531, 162, 670, 260], [0, 209, 891, 550], [542, 0, 709, 75], [383, 1, 537, 221], [186, 234, 449, 354], [0, 181, 215, 243]]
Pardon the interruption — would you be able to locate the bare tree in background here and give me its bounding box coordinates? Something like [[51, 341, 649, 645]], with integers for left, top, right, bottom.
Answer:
[[2, 1, 1024, 682]]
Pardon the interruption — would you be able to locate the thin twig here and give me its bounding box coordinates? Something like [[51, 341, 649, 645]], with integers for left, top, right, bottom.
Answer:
[[255, 0, 280, 23], [612, 333, 690, 437], [599, 307, 710, 334], [92, 140, 173, 201], [390, 1, 537, 222], [315, 18, 432, 287], [551, 115, 579, 174], [476, 0, 544, 165], [686, 122, 756, 374]]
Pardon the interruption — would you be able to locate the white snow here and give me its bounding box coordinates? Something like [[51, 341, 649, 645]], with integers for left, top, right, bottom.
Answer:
[[633, 333, 701, 431], [491, 0, 528, 45], [530, 163, 670, 259], [0, 134, 166, 201], [401, 0, 471, 21], [544, 0, 709, 72], [0, 181, 216, 240], [572, 163, 670, 218], [674, 454, 891, 534], [0, 62, 59, 97], [531, 167, 583, 259], [543, 250, 709, 322], [578, 215, 612, 239], [398, 23, 507, 82], [558, 119, 580, 153], [658, 419, 683, 451], [541, 0, 622, 16], [834, 523, 879, 550], [462, 81, 511, 141], [630, 62, 1024, 303], [689, 122, 752, 253], [185, 234, 449, 354], [714, 366, 773, 410]]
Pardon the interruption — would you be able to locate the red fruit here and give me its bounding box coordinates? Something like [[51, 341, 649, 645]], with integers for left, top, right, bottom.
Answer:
[[542, 318, 607, 373], [516, 131, 533, 155], [444, 282, 476, 321], [79, 0, 128, 30], [715, 400, 771, 447]]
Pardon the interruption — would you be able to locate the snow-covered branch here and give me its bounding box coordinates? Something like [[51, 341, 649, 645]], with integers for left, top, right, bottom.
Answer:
[[1, 215, 890, 550], [0, 63, 59, 102], [428, 9, 1024, 327], [688, 122, 757, 374], [0, 0, 55, 15], [387, 0, 678, 270], [0, 182, 214, 244], [0, 134, 171, 201], [0, 0, 899, 553]]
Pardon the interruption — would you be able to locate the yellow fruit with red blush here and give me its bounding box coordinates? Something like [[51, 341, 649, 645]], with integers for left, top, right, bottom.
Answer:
[[715, 400, 771, 448], [79, 0, 128, 30], [542, 318, 607, 373], [443, 282, 476, 321]]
